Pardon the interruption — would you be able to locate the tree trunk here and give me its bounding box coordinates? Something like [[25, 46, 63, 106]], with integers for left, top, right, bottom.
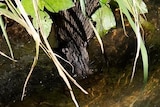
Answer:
[[53, 0, 99, 78]]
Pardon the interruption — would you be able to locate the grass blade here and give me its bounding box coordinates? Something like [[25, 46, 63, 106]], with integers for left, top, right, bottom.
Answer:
[[0, 51, 17, 62], [80, 0, 86, 16], [89, 19, 104, 53], [0, 15, 14, 59], [115, 0, 148, 82]]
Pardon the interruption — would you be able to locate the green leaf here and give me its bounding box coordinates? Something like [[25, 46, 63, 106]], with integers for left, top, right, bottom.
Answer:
[[39, 0, 74, 13], [115, 0, 148, 83], [33, 11, 52, 38], [138, 0, 148, 14], [100, 0, 110, 4], [121, 0, 148, 14], [21, 0, 52, 38], [38, 0, 45, 11], [0, 3, 14, 59], [0, 2, 7, 9], [0, 15, 14, 59], [140, 37, 148, 83], [116, 0, 135, 30], [91, 4, 116, 36], [21, 0, 35, 17]]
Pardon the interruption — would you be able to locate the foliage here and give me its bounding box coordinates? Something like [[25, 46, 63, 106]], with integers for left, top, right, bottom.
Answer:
[[0, 2, 14, 60], [91, 0, 148, 83], [0, 0, 85, 107], [38, 0, 74, 13], [79, 0, 86, 15], [0, 0, 149, 107], [91, 3, 116, 36], [115, 0, 148, 83], [21, 0, 74, 38]]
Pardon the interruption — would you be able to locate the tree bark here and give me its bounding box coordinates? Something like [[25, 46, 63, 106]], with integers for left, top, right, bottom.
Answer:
[[53, 0, 99, 78]]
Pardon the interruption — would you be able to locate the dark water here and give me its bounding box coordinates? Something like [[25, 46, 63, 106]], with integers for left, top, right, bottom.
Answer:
[[0, 0, 160, 107]]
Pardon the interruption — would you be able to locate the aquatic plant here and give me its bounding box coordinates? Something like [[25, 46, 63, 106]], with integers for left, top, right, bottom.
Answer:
[[0, 0, 148, 107]]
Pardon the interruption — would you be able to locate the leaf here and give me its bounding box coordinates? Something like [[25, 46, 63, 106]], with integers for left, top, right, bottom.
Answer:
[[138, 0, 148, 14], [80, 0, 86, 16], [115, 0, 148, 83], [21, 0, 52, 38], [21, 0, 35, 18], [116, 0, 135, 30], [0, 15, 14, 59], [91, 4, 116, 36], [39, 11, 52, 38], [38, 0, 45, 11], [100, 0, 110, 4], [39, 0, 75, 13], [89, 20, 104, 53], [21, 0, 74, 16], [140, 37, 148, 83], [33, 11, 52, 38], [0, 3, 14, 59], [100, 0, 107, 3], [121, 0, 148, 14], [0, 2, 7, 9]]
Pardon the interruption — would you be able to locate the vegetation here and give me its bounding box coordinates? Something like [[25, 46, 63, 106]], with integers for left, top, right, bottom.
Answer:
[[0, 0, 148, 106]]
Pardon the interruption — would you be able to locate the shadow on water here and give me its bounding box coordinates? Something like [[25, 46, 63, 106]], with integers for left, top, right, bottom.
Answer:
[[0, 0, 160, 107]]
